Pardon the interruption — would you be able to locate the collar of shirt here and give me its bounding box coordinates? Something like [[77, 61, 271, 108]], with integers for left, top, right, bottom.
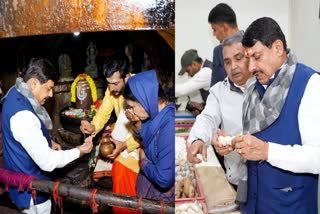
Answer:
[[255, 68, 281, 98], [228, 78, 244, 94], [234, 83, 245, 92]]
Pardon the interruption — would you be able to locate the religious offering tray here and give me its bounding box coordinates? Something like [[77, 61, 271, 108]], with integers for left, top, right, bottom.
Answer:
[[175, 136, 205, 203], [60, 108, 92, 134]]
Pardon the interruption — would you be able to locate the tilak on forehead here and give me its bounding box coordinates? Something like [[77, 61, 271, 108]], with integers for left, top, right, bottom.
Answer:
[[107, 75, 123, 84], [108, 77, 120, 84], [244, 48, 253, 58]]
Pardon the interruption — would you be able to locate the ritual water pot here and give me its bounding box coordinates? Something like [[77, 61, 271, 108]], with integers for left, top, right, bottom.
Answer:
[[99, 137, 114, 158]]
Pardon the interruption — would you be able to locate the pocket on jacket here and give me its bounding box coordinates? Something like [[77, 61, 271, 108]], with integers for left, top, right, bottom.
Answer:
[[270, 185, 304, 205]]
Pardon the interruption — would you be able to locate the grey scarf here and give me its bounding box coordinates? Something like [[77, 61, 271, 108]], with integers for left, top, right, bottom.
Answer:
[[15, 77, 53, 129], [243, 52, 297, 134], [236, 52, 297, 204]]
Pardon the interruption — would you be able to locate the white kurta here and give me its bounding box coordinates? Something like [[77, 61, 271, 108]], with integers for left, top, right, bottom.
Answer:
[[10, 110, 80, 172]]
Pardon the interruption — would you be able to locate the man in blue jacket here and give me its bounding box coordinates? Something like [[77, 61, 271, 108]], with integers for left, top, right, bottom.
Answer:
[[232, 17, 320, 214], [208, 3, 240, 86], [2, 58, 93, 213]]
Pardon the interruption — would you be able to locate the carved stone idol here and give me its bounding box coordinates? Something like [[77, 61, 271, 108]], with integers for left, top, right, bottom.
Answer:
[[125, 44, 133, 73], [85, 42, 98, 78], [58, 54, 73, 82]]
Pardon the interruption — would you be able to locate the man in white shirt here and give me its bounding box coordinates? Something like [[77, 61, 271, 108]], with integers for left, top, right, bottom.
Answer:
[[187, 31, 251, 180], [175, 49, 212, 114], [230, 17, 320, 214], [2, 58, 93, 214]]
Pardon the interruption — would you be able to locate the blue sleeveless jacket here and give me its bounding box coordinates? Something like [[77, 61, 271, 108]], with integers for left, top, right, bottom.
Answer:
[[2, 87, 51, 209], [211, 44, 227, 87], [241, 64, 319, 214]]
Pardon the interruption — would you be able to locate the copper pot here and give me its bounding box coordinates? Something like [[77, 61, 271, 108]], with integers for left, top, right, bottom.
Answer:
[[99, 137, 114, 157]]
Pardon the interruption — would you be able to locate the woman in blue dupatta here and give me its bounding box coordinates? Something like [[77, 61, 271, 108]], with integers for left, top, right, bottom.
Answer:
[[123, 70, 175, 202]]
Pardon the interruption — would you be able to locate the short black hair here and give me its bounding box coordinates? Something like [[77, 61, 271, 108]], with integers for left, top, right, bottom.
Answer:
[[23, 58, 58, 84], [123, 82, 136, 102], [242, 17, 287, 52], [103, 55, 129, 79], [194, 57, 203, 64], [208, 3, 237, 27]]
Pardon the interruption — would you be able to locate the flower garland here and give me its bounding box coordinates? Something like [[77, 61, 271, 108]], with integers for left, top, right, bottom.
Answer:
[[71, 73, 97, 103]]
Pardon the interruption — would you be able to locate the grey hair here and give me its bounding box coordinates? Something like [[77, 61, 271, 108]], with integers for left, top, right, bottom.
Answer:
[[222, 30, 244, 48]]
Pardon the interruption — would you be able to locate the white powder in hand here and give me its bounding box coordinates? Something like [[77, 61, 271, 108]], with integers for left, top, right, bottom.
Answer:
[[218, 135, 235, 146]]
